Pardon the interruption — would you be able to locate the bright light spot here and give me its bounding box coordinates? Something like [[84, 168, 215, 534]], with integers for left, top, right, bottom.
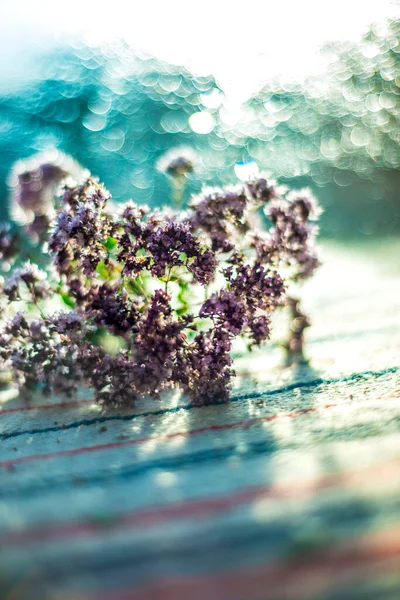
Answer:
[[82, 114, 106, 132], [362, 42, 381, 59], [235, 161, 259, 181], [200, 88, 224, 109], [140, 440, 158, 455], [189, 112, 214, 134], [251, 498, 284, 522], [351, 127, 371, 147], [88, 98, 112, 115], [320, 138, 341, 159], [219, 104, 246, 126], [167, 435, 186, 449], [154, 471, 178, 487]]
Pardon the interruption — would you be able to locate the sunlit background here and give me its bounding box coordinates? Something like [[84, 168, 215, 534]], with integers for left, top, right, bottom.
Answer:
[[1, 0, 400, 236]]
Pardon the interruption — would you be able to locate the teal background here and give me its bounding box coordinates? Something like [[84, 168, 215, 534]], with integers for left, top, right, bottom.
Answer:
[[1, 20, 400, 238]]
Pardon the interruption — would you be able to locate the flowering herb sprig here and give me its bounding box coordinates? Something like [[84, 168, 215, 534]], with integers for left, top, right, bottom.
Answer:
[[156, 147, 198, 204], [0, 159, 321, 406]]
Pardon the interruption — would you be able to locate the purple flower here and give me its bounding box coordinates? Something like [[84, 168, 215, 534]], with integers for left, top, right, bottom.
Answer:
[[263, 189, 322, 280], [156, 147, 198, 178], [245, 176, 279, 203], [118, 212, 217, 285], [0, 223, 19, 263], [200, 290, 246, 335], [227, 263, 285, 311], [286, 189, 322, 222], [188, 249, 217, 286], [132, 289, 192, 398], [9, 151, 86, 239], [49, 178, 113, 276], [121, 202, 149, 237], [87, 283, 140, 335], [3, 262, 50, 302], [182, 328, 233, 405], [188, 185, 250, 252], [147, 221, 198, 277], [248, 315, 271, 347]]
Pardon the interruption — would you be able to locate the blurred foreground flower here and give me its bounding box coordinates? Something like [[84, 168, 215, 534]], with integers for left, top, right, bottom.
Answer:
[[157, 146, 198, 203], [8, 151, 87, 240]]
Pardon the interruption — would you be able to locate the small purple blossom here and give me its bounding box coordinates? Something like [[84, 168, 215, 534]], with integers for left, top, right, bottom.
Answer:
[[8, 151, 86, 239], [286, 189, 322, 222], [188, 249, 217, 286], [157, 147, 197, 178], [87, 283, 140, 335], [0, 223, 19, 264], [245, 176, 279, 203], [188, 185, 249, 252], [262, 188, 322, 280], [49, 179, 114, 276], [118, 208, 217, 286], [226, 263, 285, 311], [3, 262, 50, 302], [248, 315, 271, 347], [148, 221, 198, 276], [182, 328, 233, 405], [200, 290, 246, 335], [121, 202, 149, 237]]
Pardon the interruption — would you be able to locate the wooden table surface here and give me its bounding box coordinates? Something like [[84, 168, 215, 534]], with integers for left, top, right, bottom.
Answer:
[[1, 240, 399, 600]]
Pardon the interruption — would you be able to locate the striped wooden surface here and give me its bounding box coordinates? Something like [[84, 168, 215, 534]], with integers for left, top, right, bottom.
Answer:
[[1, 240, 399, 600]]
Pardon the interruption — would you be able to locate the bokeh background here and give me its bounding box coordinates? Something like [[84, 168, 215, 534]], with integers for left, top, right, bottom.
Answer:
[[1, 0, 400, 238]]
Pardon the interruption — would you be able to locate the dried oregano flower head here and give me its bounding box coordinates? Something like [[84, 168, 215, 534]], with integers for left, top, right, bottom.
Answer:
[[7, 150, 87, 241], [0, 162, 321, 407], [156, 147, 198, 178], [0, 223, 19, 264], [157, 147, 199, 204]]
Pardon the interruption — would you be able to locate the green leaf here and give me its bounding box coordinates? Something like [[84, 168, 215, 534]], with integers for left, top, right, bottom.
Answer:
[[104, 236, 118, 251], [96, 261, 109, 280], [126, 277, 146, 297], [61, 293, 75, 309]]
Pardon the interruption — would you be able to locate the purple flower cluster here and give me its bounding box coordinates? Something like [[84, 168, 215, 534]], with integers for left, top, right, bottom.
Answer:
[[9, 151, 86, 240], [0, 223, 19, 264], [188, 185, 249, 252], [118, 204, 217, 285], [181, 328, 233, 406], [226, 263, 285, 312], [156, 147, 197, 178], [0, 167, 321, 406], [86, 282, 141, 335], [200, 290, 247, 335], [147, 221, 216, 283], [199, 261, 284, 350], [2, 263, 50, 303], [0, 311, 87, 397], [262, 189, 321, 280], [245, 176, 280, 203], [49, 179, 114, 276]]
